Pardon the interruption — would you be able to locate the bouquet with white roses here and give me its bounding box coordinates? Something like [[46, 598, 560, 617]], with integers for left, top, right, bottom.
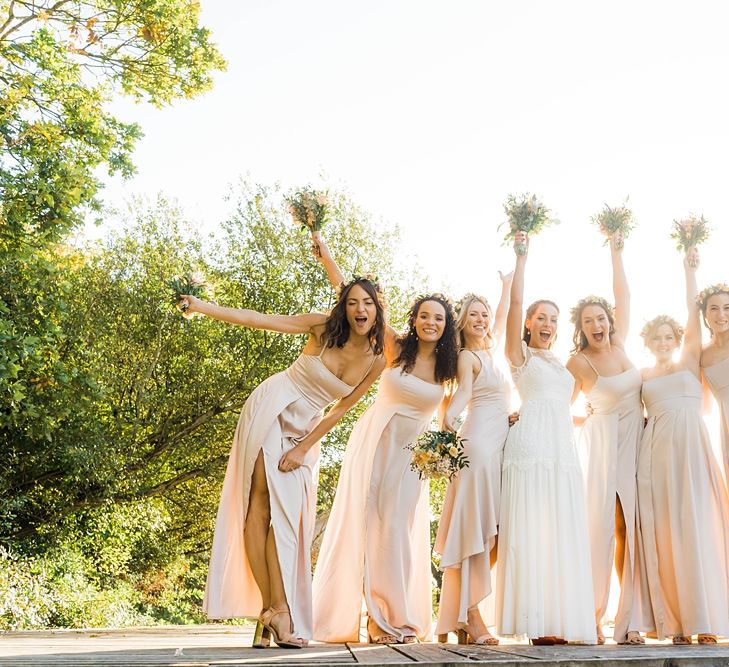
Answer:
[[406, 430, 469, 481]]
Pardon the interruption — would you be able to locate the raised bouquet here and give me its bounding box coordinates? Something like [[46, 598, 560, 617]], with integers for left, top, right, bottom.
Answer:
[[406, 430, 469, 481], [591, 200, 635, 249], [168, 271, 210, 319], [502, 193, 558, 255], [670, 214, 710, 267], [286, 187, 329, 232]]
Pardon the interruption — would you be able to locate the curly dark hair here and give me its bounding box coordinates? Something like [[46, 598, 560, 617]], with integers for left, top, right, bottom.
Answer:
[[321, 278, 387, 355], [569, 295, 616, 354], [394, 293, 458, 384], [523, 299, 560, 347]]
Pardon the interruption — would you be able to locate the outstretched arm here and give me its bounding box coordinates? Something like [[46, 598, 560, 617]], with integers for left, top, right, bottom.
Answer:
[[611, 231, 630, 341], [492, 270, 513, 343], [681, 248, 701, 373], [504, 232, 528, 368], [311, 231, 346, 289], [278, 355, 387, 471], [180, 295, 326, 335]]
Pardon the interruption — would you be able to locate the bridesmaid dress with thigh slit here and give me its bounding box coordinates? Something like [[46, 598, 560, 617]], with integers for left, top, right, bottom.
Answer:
[[203, 349, 361, 641]]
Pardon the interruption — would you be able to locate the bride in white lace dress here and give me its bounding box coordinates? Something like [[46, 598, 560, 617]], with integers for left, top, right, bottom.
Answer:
[[495, 232, 596, 644]]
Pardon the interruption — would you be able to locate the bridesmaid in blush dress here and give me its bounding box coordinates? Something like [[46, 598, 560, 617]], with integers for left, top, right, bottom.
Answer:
[[434, 278, 512, 645], [310, 232, 458, 644], [634, 249, 729, 644], [187, 278, 387, 648], [699, 284, 729, 480], [566, 232, 644, 645]]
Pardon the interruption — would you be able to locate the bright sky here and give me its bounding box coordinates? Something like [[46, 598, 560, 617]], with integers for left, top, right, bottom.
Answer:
[[98, 0, 729, 367]]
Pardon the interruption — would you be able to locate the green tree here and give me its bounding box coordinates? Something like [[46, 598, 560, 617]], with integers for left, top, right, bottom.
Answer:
[[0, 0, 226, 523]]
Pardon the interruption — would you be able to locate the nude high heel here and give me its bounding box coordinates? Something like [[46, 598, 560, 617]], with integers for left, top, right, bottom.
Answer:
[[252, 618, 270, 648], [260, 607, 303, 649]]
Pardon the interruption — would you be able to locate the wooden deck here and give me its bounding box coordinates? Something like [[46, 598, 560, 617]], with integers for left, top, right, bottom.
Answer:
[[4, 625, 729, 666]]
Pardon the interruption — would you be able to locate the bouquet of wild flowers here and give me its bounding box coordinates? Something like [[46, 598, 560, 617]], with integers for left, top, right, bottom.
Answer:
[[671, 214, 710, 267], [592, 200, 635, 249], [502, 193, 558, 255], [168, 271, 210, 319], [286, 187, 329, 232], [406, 430, 469, 481]]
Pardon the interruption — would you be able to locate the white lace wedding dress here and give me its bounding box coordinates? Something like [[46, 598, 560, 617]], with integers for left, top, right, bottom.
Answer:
[[495, 343, 596, 642]]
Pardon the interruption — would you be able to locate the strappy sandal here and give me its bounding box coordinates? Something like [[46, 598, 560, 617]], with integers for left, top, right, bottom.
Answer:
[[698, 634, 717, 644], [401, 635, 418, 644], [457, 626, 499, 645], [367, 617, 397, 644], [260, 607, 303, 649], [252, 616, 270, 648], [672, 635, 692, 645], [618, 631, 645, 645]]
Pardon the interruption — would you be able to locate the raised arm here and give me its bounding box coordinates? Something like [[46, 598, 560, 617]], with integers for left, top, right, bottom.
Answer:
[[681, 247, 701, 374], [312, 230, 399, 352], [492, 270, 514, 343], [504, 233, 528, 368], [180, 295, 326, 335], [311, 231, 346, 289], [610, 231, 630, 341], [278, 355, 387, 471], [443, 352, 476, 431]]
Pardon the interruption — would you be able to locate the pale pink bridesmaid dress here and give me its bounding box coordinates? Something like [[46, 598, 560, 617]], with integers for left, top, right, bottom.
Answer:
[[312, 366, 444, 642], [203, 350, 360, 640], [633, 370, 729, 639], [434, 350, 510, 634]]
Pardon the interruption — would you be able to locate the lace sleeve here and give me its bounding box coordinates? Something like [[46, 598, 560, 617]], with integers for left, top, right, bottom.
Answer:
[[509, 340, 533, 383]]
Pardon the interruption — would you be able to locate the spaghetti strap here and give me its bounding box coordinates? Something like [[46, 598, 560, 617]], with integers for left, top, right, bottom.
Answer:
[[356, 351, 380, 385], [580, 352, 600, 376], [464, 349, 483, 374]]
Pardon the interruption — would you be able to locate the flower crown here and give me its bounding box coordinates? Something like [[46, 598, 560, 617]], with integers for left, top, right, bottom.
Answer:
[[696, 283, 729, 312], [335, 273, 381, 298], [455, 293, 491, 316], [569, 295, 615, 326], [640, 314, 684, 343]]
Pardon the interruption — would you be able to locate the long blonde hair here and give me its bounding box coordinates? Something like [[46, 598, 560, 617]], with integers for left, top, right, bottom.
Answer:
[[455, 294, 494, 349]]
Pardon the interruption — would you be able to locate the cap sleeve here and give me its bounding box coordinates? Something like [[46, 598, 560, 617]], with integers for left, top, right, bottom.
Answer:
[[509, 340, 533, 383]]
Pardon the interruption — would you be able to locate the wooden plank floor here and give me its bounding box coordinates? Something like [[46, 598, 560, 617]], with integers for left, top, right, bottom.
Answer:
[[3, 625, 729, 666]]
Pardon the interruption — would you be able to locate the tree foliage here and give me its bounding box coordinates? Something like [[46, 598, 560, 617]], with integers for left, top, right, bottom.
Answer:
[[4, 183, 419, 560], [0, 0, 225, 490]]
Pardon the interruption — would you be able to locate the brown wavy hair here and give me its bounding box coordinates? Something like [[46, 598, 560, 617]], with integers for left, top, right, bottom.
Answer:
[[569, 295, 616, 354], [523, 299, 560, 347], [394, 293, 458, 383], [321, 278, 387, 355]]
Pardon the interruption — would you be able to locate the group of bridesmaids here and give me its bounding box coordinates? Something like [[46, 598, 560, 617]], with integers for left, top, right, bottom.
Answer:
[[181, 225, 729, 649]]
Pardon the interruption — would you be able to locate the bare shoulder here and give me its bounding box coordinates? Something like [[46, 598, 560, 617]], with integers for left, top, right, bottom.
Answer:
[[566, 353, 588, 375]]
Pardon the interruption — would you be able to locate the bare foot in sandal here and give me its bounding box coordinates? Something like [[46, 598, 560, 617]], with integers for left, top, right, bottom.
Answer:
[[620, 631, 645, 645], [367, 617, 396, 644], [698, 634, 717, 644], [672, 635, 692, 645]]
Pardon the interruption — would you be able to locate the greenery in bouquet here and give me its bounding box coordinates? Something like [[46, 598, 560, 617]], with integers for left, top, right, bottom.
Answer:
[[591, 200, 635, 249], [168, 271, 210, 319], [502, 193, 558, 255], [671, 214, 710, 267], [286, 187, 330, 232], [406, 430, 469, 481]]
